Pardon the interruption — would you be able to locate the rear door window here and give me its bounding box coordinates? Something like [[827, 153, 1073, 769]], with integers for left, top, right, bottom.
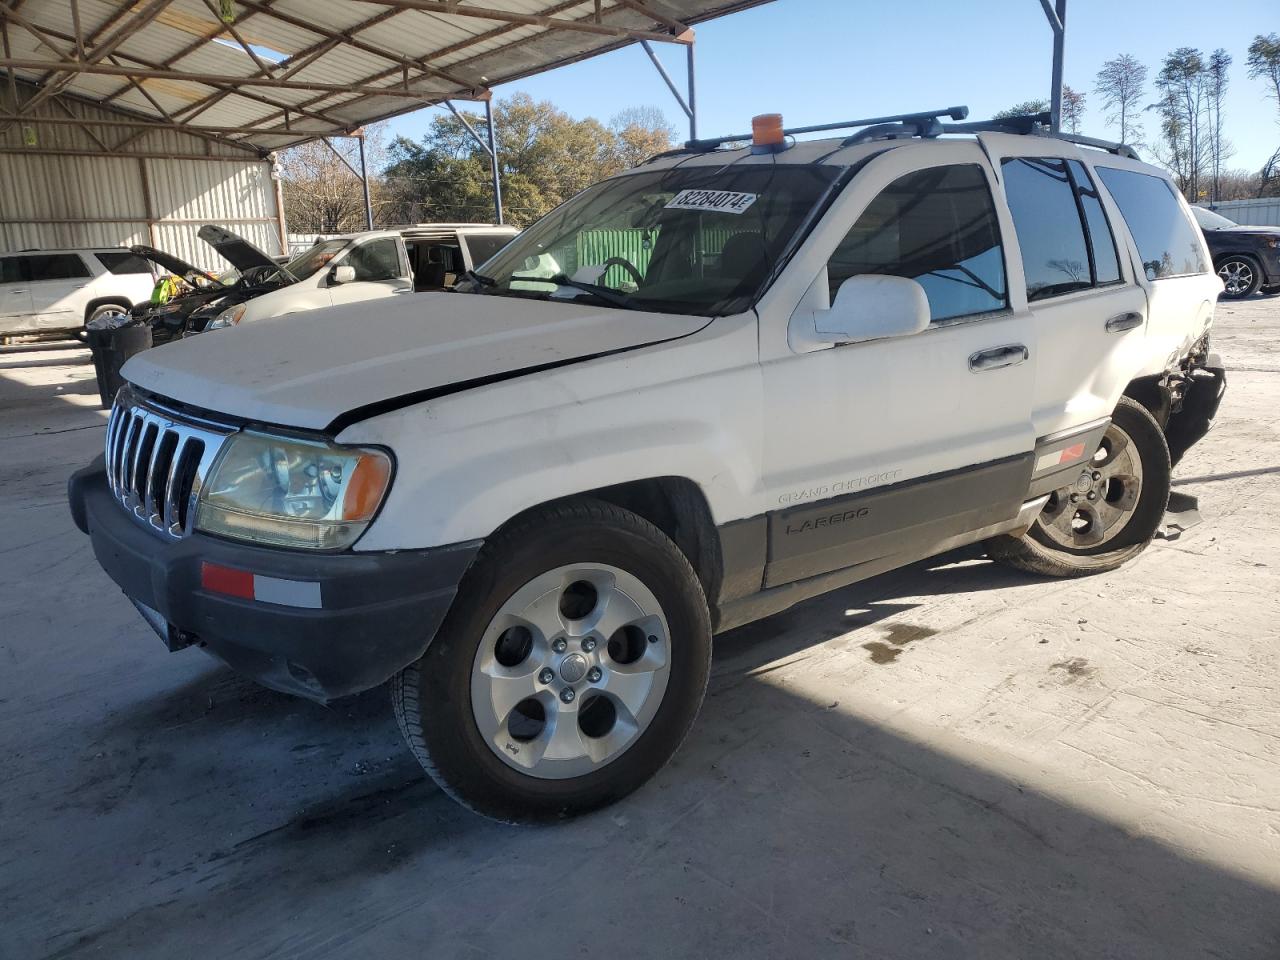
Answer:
[[1094, 167, 1206, 279], [1, 257, 22, 283], [1068, 161, 1121, 286], [25, 253, 91, 281], [95, 251, 153, 275], [827, 163, 1007, 322], [461, 233, 512, 267], [1000, 158, 1093, 301]]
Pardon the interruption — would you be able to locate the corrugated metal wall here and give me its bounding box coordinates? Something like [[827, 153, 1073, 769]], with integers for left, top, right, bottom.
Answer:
[[1205, 198, 1280, 227], [0, 84, 284, 271]]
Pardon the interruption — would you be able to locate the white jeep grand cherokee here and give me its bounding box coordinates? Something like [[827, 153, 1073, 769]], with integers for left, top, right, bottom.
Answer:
[[69, 108, 1226, 822]]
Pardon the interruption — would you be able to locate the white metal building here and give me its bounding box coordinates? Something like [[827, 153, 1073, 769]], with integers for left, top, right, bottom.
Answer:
[[1, 81, 283, 270], [1205, 197, 1280, 228]]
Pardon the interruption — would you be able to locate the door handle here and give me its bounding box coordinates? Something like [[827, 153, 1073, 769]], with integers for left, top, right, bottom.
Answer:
[[969, 344, 1029, 373], [1106, 311, 1143, 333]]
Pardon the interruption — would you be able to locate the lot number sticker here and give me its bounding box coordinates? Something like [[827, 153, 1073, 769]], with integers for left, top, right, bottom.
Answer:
[[665, 189, 758, 215]]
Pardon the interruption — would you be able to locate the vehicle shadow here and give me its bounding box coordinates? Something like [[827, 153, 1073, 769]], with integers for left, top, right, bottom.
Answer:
[[27, 546, 1280, 959]]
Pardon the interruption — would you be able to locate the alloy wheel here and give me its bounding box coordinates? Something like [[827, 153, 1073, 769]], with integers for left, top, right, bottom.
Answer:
[[470, 563, 670, 779], [1217, 259, 1255, 296], [1037, 422, 1145, 550]]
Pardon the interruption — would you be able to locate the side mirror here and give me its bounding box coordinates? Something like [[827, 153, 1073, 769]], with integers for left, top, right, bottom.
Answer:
[[329, 264, 356, 285], [794, 274, 930, 350]]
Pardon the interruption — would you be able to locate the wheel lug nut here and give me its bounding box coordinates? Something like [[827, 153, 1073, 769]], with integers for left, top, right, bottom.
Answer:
[[1086, 491, 1097, 501], [581, 637, 596, 652], [551, 638, 567, 654], [587, 667, 602, 683], [538, 668, 554, 684], [1070, 493, 1080, 503], [560, 688, 576, 703], [1092, 471, 1102, 481]]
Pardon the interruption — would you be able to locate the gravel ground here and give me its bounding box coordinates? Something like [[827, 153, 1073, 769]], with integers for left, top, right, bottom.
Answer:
[[1, 297, 1278, 960]]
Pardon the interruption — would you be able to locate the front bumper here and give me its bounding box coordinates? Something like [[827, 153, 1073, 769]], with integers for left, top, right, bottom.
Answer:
[[69, 460, 480, 702]]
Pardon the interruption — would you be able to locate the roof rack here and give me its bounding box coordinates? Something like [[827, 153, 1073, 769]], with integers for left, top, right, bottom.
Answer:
[[683, 106, 970, 152], [677, 107, 1139, 160]]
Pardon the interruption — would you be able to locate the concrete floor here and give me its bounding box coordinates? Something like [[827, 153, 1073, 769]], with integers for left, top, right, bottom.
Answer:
[[2, 298, 1279, 960]]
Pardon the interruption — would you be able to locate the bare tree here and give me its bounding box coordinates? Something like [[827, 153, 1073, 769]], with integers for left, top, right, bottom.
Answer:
[[1061, 85, 1086, 134], [1153, 47, 1207, 200], [1205, 49, 1233, 202], [1248, 32, 1280, 112], [277, 125, 389, 234], [1095, 53, 1147, 144]]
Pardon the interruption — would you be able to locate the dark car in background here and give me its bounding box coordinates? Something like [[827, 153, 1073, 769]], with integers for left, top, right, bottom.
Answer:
[[1192, 206, 1280, 300]]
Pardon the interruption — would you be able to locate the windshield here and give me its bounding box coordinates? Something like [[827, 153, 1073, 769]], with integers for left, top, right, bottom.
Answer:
[[1192, 207, 1236, 231], [460, 164, 844, 316], [281, 239, 351, 280]]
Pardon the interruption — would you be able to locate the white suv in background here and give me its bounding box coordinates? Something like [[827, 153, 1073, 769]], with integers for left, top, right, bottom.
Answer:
[[0, 248, 154, 337]]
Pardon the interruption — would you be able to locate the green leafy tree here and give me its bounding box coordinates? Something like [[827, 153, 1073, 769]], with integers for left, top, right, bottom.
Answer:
[[994, 99, 1050, 120], [381, 93, 675, 227]]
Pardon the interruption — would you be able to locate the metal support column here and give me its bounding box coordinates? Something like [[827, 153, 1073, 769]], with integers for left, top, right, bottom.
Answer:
[[445, 99, 504, 224], [485, 98, 504, 225], [686, 41, 697, 141], [357, 133, 374, 230], [640, 38, 697, 142], [1039, 0, 1067, 132]]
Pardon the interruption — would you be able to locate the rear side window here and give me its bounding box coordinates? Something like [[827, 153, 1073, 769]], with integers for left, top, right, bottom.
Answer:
[[1068, 161, 1121, 286], [462, 233, 511, 267], [1001, 158, 1092, 301], [1, 257, 21, 283], [25, 253, 91, 281], [95, 251, 152, 275], [1001, 158, 1124, 300], [1095, 168, 1206, 279], [827, 164, 1007, 322]]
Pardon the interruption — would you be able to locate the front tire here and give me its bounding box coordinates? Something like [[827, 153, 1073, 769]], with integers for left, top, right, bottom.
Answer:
[[986, 397, 1170, 577], [1216, 255, 1262, 299], [392, 499, 712, 823]]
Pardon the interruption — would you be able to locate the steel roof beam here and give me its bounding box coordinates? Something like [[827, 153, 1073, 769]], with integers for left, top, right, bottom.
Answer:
[[0, 58, 452, 99], [362, 1, 692, 44]]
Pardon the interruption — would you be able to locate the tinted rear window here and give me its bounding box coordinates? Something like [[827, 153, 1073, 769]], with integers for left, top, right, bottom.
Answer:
[[95, 251, 152, 275], [1001, 158, 1092, 301], [1, 257, 21, 283], [463, 233, 512, 266], [25, 253, 91, 281], [1069, 161, 1121, 286], [1095, 168, 1206, 280]]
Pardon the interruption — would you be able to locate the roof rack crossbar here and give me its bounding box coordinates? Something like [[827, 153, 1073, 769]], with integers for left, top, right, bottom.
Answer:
[[683, 106, 969, 151], [940, 112, 1139, 158]]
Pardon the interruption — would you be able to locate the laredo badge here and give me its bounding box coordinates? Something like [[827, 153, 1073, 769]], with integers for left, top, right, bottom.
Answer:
[[665, 189, 758, 215]]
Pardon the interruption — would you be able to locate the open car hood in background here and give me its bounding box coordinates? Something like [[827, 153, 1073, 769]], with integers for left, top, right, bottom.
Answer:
[[197, 224, 281, 273], [130, 245, 222, 287]]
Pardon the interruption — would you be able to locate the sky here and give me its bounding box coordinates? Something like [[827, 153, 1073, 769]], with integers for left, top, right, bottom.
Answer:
[[383, 0, 1279, 174]]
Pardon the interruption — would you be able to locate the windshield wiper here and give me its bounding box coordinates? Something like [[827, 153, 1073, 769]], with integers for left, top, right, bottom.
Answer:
[[459, 269, 496, 288], [508, 273, 635, 309]]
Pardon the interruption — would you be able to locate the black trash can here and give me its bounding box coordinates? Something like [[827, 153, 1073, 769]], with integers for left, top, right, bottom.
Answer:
[[88, 322, 152, 408]]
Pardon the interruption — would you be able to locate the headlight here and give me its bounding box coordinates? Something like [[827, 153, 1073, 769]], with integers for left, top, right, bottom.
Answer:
[[195, 432, 393, 550], [207, 303, 246, 329]]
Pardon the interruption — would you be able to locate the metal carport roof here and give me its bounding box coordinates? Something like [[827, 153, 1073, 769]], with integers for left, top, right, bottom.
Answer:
[[0, 0, 774, 157]]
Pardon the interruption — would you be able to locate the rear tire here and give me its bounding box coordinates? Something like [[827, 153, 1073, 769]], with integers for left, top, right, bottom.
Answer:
[[85, 301, 131, 327], [1216, 255, 1262, 299], [392, 498, 712, 823], [986, 397, 1170, 577]]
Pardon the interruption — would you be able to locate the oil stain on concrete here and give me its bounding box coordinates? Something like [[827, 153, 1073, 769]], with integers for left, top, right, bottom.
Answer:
[[862, 622, 939, 664]]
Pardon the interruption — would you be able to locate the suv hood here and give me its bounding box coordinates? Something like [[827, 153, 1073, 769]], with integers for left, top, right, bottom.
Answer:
[[197, 224, 281, 273], [122, 293, 709, 431]]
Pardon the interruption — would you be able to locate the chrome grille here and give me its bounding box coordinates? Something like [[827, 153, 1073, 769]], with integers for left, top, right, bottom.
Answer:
[[104, 390, 233, 540]]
